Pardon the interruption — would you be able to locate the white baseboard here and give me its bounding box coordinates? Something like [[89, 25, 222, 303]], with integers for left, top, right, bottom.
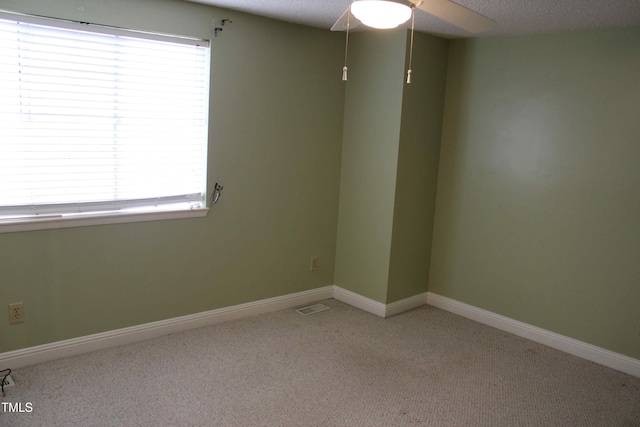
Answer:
[[0, 286, 333, 370], [4, 286, 638, 379], [333, 286, 387, 317], [332, 286, 428, 318], [386, 292, 429, 317], [426, 292, 640, 378]]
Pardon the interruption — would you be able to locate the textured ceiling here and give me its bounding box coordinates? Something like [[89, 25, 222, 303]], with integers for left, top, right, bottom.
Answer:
[[185, 0, 640, 38]]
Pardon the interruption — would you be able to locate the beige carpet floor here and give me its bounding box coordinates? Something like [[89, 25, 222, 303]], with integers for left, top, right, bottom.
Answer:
[[2, 299, 639, 426]]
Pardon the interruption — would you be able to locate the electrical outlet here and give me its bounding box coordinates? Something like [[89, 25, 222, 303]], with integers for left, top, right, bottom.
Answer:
[[310, 256, 319, 272], [9, 302, 24, 325]]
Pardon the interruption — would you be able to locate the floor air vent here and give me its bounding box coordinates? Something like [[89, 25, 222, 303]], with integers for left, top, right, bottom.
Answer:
[[296, 303, 330, 316]]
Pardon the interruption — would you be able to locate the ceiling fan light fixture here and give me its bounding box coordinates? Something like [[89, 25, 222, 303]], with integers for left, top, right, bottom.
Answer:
[[351, 0, 412, 30]]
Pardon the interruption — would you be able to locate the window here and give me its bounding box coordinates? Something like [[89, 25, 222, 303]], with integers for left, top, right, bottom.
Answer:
[[0, 11, 210, 232]]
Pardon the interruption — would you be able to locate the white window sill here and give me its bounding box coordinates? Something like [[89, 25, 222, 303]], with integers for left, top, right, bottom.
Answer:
[[0, 208, 209, 234]]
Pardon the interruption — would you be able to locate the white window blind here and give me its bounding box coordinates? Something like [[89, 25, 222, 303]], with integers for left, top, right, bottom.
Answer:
[[0, 12, 210, 219]]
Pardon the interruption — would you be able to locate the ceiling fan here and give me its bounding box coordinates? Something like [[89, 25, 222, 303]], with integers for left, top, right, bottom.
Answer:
[[331, 0, 495, 34], [333, 1, 495, 83]]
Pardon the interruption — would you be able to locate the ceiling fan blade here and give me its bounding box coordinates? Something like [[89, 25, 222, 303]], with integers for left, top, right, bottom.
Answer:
[[411, 0, 495, 33], [331, 7, 361, 31]]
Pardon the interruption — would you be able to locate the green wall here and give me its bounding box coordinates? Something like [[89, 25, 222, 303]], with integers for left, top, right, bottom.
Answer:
[[430, 27, 640, 359], [335, 30, 448, 304], [0, 0, 345, 352], [334, 30, 406, 303], [388, 32, 448, 303]]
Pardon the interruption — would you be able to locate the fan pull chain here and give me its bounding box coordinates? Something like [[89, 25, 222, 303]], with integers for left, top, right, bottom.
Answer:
[[343, 8, 351, 81], [406, 7, 415, 84]]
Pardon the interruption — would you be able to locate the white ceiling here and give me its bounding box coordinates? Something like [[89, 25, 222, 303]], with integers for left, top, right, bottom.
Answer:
[[185, 0, 640, 38]]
